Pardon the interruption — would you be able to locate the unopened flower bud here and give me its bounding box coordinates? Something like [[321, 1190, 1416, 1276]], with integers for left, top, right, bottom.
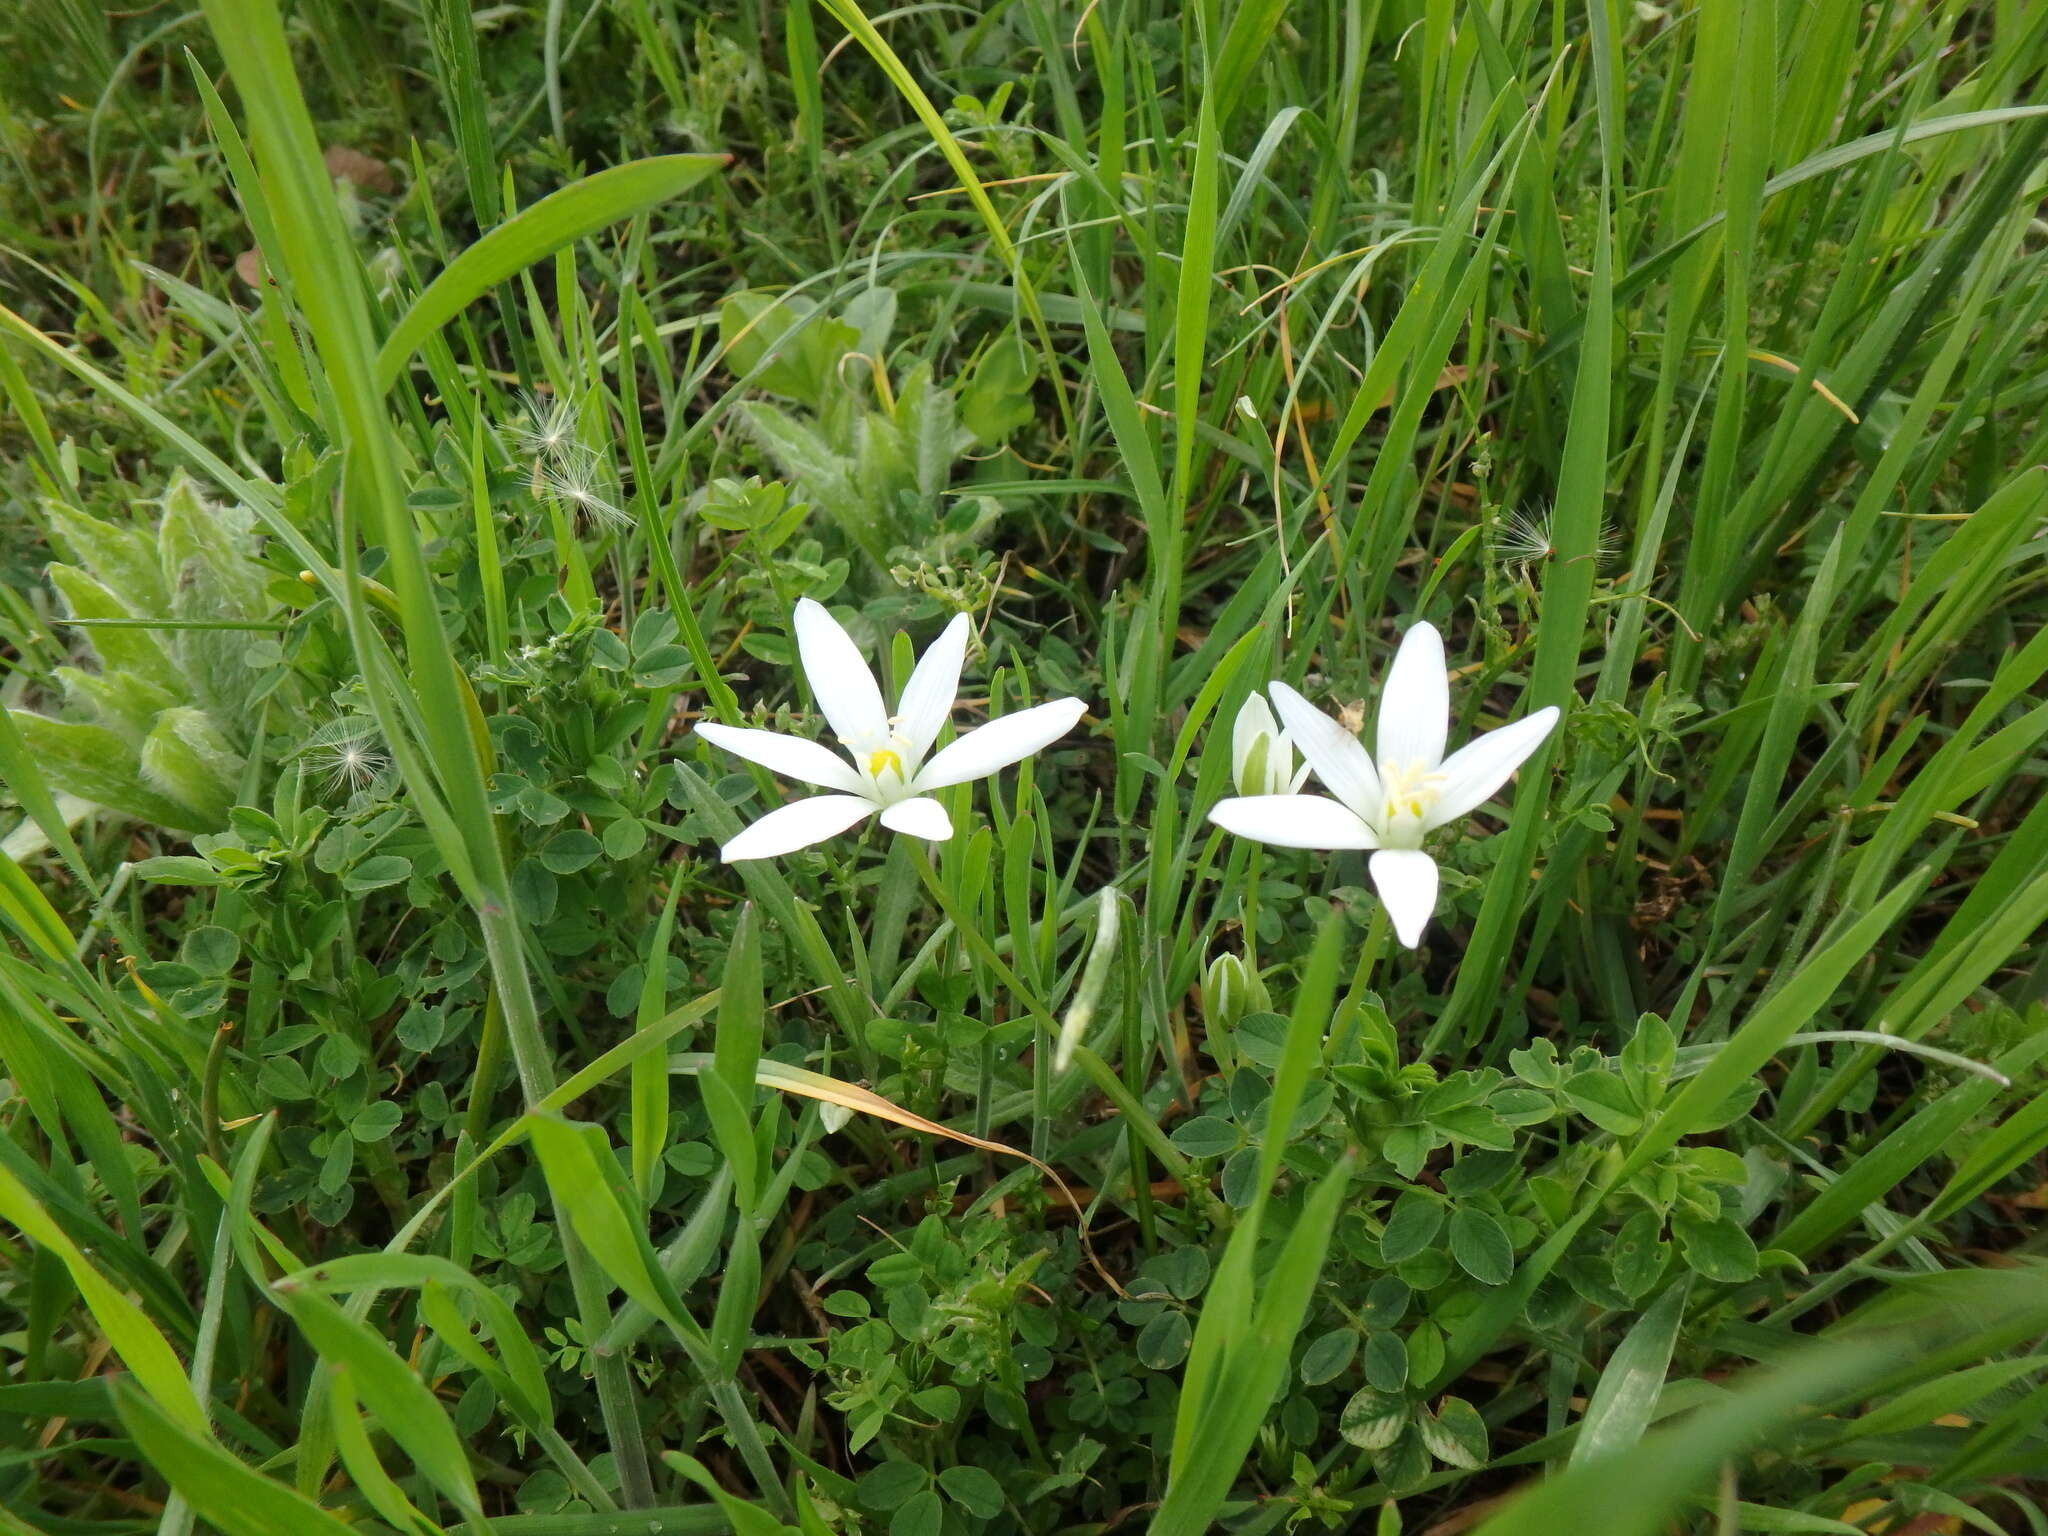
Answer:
[[1230, 692, 1300, 797], [1202, 951, 1270, 1034]]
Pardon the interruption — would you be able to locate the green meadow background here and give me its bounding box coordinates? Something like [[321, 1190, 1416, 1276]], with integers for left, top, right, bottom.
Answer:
[[2, 1, 2047, 1533]]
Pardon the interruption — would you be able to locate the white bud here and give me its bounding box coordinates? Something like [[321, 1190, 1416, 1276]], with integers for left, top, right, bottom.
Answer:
[[1230, 692, 1298, 797]]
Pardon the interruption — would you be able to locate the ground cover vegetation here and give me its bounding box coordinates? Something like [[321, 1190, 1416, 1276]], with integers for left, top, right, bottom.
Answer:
[[2, 0, 2048, 1532]]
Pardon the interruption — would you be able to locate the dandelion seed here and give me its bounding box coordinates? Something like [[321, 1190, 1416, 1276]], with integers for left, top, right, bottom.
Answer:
[[304, 717, 390, 797], [1493, 504, 1616, 573], [542, 445, 630, 532], [505, 390, 579, 461], [1495, 508, 1556, 570]]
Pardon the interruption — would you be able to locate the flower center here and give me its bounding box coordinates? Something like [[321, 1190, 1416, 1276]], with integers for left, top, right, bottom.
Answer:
[[1379, 757, 1445, 844], [854, 722, 920, 803]]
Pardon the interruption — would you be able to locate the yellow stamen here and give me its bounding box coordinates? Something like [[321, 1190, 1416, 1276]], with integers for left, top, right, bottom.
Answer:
[[1381, 758, 1446, 827], [869, 748, 904, 780]]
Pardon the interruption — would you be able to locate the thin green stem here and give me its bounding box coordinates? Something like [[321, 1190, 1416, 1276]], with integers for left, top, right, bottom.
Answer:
[[707, 1379, 792, 1520], [1336, 904, 1391, 1060], [534, 1428, 619, 1513], [199, 1021, 234, 1170], [910, 845, 1059, 1037], [1243, 843, 1263, 977], [975, 1031, 996, 1144], [461, 986, 509, 1148], [476, 901, 656, 1507], [1122, 982, 1157, 1252], [1030, 1004, 1052, 1163]]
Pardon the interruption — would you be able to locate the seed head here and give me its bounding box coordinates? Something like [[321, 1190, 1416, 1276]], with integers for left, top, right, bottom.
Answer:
[[1494, 504, 1615, 573], [304, 716, 390, 797], [542, 444, 630, 531], [505, 390, 580, 462]]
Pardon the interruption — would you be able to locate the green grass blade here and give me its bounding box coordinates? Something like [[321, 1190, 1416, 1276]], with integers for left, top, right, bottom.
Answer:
[[112, 1380, 360, 1536], [0, 1162, 204, 1432], [375, 155, 726, 390], [1569, 1278, 1690, 1466]]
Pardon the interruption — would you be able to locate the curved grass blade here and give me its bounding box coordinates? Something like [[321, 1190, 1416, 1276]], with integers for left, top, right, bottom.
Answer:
[[112, 1379, 360, 1536], [0, 1162, 204, 1433], [373, 154, 727, 390]]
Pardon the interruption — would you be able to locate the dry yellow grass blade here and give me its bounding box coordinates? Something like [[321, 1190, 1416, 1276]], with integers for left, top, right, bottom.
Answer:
[[670, 1053, 1126, 1296]]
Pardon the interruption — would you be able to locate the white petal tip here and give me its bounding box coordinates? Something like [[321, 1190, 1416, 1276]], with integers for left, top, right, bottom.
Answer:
[[879, 796, 955, 841], [717, 794, 877, 861], [1369, 850, 1439, 951], [911, 697, 1088, 791], [1209, 794, 1379, 850]]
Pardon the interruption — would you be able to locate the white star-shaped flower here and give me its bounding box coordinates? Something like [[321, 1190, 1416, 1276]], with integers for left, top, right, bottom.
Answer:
[[1208, 622, 1559, 947], [697, 599, 1087, 862]]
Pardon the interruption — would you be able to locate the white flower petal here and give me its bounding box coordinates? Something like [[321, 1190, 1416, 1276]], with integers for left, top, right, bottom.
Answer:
[[878, 796, 954, 841], [1208, 795, 1379, 850], [1377, 621, 1449, 772], [896, 612, 971, 760], [792, 598, 888, 748], [1268, 680, 1384, 821], [913, 698, 1086, 791], [695, 723, 868, 794], [1424, 706, 1560, 829], [720, 794, 876, 861], [1369, 849, 1440, 948]]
